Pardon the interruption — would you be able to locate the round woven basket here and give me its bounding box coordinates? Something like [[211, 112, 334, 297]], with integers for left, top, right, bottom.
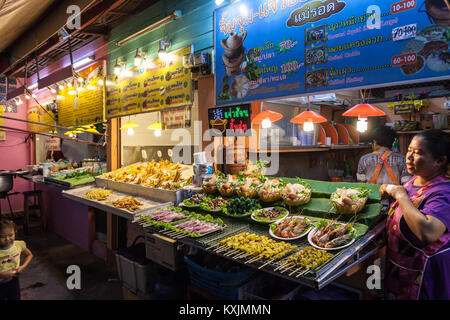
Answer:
[[282, 191, 312, 206], [202, 185, 217, 194], [259, 191, 281, 203], [332, 197, 367, 215], [236, 189, 258, 198], [218, 187, 236, 197]]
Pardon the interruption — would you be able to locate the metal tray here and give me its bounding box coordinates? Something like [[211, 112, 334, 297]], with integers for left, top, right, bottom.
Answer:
[[62, 185, 172, 220], [95, 177, 183, 204]]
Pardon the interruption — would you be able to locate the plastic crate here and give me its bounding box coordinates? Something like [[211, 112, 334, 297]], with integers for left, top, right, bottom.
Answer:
[[115, 253, 154, 294], [238, 273, 302, 300], [184, 256, 256, 300], [115, 235, 155, 295]]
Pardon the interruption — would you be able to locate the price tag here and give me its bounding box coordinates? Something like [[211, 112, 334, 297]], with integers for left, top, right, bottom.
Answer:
[[392, 53, 417, 66], [391, 0, 416, 14], [392, 24, 417, 41]]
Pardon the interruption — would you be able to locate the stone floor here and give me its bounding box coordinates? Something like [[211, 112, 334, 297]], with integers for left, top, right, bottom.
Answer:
[[17, 225, 124, 300]]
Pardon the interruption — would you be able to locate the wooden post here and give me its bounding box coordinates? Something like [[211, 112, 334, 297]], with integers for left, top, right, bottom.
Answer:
[[106, 117, 120, 265]]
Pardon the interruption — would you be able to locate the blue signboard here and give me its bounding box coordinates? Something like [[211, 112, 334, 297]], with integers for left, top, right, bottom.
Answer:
[[214, 0, 450, 106]]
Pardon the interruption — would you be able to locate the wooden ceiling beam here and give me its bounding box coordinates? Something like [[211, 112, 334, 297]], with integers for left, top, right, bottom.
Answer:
[[78, 25, 109, 36], [0, 0, 97, 75], [1, 0, 128, 76]]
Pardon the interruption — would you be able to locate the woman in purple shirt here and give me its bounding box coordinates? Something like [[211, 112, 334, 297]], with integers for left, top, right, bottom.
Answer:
[[379, 130, 450, 300]]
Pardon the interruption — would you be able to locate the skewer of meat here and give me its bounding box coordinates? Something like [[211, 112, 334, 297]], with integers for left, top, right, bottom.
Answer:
[[224, 249, 240, 256], [258, 258, 275, 270], [288, 267, 302, 277], [280, 265, 295, 274], [296, 268, 310, 278], [206, 242, 222, 250], [274, 261, 290, 271], [245, 256, 261, 264]]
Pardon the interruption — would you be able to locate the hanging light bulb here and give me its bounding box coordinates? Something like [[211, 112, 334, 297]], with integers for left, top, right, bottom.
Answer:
[[303, 121, 314, 132], [98, 79, 104, 86], [158, 40, 171, 60], [58, 82, 65, 90], [31, 92, 37, 99], [24, 91, 31, 100], [356, 117, 368, 132], [154, 129, 162, 137], [114, 58, 123, 76], [261, 118, 272, 129], [134, 48, 146, 67], [290, 96, 327, 132], [120, 119, 139, 135], [252, 109, 283, 128], [49, 86, 57, 94]]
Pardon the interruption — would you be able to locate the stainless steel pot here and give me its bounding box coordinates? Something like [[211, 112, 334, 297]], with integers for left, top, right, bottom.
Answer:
[[0, 171, 14, 194]]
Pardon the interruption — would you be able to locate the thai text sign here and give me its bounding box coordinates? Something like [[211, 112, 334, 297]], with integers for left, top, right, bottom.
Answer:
[[208, 104, 252, 136], [58, 62, 105, 127], [215, 0, 450, 106], [105, 46, 193, 119], [27, 105, 56, 133], [44, 138, 61, 151]]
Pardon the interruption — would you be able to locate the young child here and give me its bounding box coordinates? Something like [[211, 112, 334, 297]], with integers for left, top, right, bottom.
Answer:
[[0, 220, 33, 300]]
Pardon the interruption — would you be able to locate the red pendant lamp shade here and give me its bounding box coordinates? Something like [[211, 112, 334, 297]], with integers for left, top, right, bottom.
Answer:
[[252, 110, 283, 124], [342, 103, 386, 117], [290, 110, 327, 124]]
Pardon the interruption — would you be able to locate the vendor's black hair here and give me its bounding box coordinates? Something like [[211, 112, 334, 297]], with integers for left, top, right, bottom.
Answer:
[[371, 126, 396, 148], [414, 130, 450, 169], [0, 219, 16, 232]]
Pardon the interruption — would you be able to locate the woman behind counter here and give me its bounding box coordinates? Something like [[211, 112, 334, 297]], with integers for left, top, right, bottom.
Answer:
[[379, 129, 450, 300]]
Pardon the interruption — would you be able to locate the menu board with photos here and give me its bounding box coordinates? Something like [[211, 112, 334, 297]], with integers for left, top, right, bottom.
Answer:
[[105, 46, 194, 119], [27, 105, 56, 133], [215, 0, 450, 106], [58, 62, 105, 127], [208, 104, 252, 136]]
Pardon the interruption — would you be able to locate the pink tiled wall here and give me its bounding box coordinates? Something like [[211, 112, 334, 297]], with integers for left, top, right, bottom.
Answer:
[[0, 78, 33, 213]]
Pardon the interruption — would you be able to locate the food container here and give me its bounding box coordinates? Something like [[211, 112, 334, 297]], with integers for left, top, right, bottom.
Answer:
[[193, 164, 213, 186], [193, 152, 207, 164], [42, 163, 52, 177], [433, 113, 448, 129]]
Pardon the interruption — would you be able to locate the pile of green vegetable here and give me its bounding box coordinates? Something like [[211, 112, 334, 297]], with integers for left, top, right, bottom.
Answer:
[[223, 197, 261, 217]]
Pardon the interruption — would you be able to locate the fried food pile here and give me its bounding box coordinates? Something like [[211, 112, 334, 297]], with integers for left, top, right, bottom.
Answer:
[[112, 196, 143, 212], [101, 160, 189, 190], [83, 188, 112, 201]]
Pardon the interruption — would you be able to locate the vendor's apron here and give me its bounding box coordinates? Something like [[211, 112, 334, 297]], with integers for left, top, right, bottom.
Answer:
[[386, 176, 450, 300], [370, 151, 399, 185]]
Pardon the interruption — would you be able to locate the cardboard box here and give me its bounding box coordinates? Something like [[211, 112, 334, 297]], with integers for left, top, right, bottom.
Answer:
[[145, 233, 184, 271]]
